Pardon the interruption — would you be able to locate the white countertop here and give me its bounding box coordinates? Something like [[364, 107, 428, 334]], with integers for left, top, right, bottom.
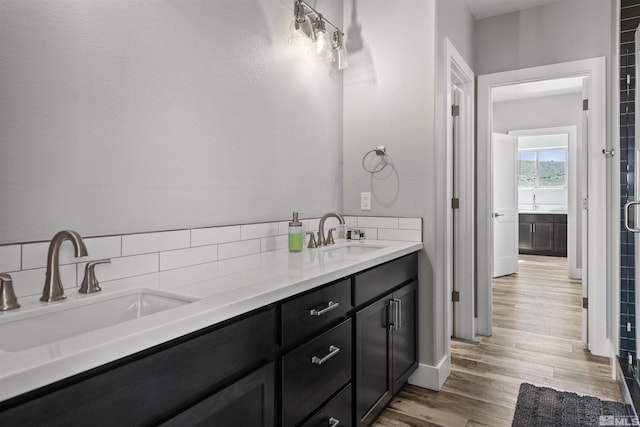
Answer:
[[0, 240, 422, 402]]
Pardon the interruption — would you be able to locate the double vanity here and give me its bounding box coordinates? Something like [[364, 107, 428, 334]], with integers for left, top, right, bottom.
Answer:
[[0, 234, 422, 426]]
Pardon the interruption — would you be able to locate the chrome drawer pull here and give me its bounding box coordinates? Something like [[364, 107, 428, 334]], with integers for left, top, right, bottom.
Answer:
[[328, 417, 340, 426], [309, 300, 340, 316], [311, 345, 340, 365], [393, 298, 402, 330]]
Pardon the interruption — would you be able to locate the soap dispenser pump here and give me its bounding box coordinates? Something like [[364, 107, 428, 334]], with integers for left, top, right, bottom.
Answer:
[[288, 212, 303, 252]]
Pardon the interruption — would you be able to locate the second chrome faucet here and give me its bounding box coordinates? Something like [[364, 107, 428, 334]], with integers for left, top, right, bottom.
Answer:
[[41, 230, 88, 302]]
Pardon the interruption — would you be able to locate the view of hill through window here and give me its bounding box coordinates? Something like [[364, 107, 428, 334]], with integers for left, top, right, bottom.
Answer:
[[518, 149, 567, 187]]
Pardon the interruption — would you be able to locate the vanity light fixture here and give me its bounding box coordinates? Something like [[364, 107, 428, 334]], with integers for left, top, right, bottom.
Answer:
[[288, 0, 348, 69]]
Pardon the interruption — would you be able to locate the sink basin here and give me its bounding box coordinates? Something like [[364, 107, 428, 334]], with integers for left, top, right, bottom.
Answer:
[[319, 243, 385, 255], [0, 288, 198, 352]]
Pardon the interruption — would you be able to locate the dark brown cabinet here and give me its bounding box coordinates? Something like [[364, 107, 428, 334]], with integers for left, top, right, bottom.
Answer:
[[353, 253, 418, 427], [161, 362, 275, 427], [519, 213, 567, 256], [0, 307, 277, 427]]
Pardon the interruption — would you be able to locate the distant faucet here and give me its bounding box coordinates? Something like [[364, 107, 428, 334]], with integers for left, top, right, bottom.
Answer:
[[533, 193, 537, 211], [318, 212, 345, 246], [41, 230, 88, 302]]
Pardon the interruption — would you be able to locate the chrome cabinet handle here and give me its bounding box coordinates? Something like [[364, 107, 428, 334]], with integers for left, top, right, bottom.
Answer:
[[328, 417, 340, 426], [309, 300, 340, 316], [311, 345, 340, 365], [625, 201, 640, 232], [393, 298, 402, 330], [387, 300, 395, 330]]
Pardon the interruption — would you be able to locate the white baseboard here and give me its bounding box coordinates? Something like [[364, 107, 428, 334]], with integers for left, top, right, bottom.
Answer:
[[408, 354, 450, 391]]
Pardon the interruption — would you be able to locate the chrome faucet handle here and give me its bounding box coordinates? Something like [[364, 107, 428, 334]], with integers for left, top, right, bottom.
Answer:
[[327, 228, 336, 245], [80, 259, 111, 294], [306, 232, 317, 248], [0, 273, 20, 311]]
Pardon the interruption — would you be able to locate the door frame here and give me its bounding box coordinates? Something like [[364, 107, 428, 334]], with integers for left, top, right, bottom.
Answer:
[[476, 57, 609, 356], [443, 38, 475, 341]]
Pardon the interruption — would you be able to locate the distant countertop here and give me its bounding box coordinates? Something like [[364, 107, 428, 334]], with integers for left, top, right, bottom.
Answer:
[[519, 211, 567, 214], [0, 239, 422, 402]]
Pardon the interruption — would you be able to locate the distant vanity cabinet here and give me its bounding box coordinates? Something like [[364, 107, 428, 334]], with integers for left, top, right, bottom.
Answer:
[[353, 253, 418, 427], [519, 213, 567, 257]]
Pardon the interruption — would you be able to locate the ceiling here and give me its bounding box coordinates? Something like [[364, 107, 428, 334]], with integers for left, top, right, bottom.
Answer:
[[464, 0, 568, 20]]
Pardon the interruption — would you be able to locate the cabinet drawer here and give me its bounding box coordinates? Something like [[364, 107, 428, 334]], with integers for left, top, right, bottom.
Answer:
[[353, 253, 418, 307], [554, 214, 567, 223], [281, 278, 351, 348], [301, 384, 352, 427], [281, 319, 352, 427]]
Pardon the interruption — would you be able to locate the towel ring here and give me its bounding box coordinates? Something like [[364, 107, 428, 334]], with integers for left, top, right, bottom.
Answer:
[[362, 146, 389, 174]]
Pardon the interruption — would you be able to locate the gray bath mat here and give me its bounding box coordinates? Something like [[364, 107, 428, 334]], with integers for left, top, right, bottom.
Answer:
[[512, 382, 633, 426]]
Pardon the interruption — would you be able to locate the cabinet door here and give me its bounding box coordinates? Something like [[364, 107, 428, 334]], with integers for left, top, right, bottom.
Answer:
[[518, 222, 533, 250], [355, 297, 391, 427], [554, 222, 567, 255], [161, 363, 275, 427], [391, 281, 418, 394], [532, 222, 553, 252]]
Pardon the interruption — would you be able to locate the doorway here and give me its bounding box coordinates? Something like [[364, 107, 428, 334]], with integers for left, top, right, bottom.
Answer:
[[476, 57, 609, 357]]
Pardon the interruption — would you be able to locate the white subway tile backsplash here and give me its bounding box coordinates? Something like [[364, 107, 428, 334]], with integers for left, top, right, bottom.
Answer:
[[159, 245, 218, 271], [88, 253, 159, 282], [22, 240, 87, 270], [0, 245, 21, 272], [11, 265, 76, 298], [378, 228, 422, 242], [122, 230, 190, 256], [241, 222, 280, 240], [344, 216, 358, 227], [83, 236, 122, 262], [218, 239, 261, 261], [191, 226, 240, 247], [357, 216, 399, 229], [4, 216, 421, 298], [399, 218, 422, 230], [261, 235, 288, 252], [362, 228, 378, 240]]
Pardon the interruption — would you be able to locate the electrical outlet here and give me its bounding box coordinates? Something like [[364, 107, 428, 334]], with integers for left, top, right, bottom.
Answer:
[[361, 192, 371, 211]]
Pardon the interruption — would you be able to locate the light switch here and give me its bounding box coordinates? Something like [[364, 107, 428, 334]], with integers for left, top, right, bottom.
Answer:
[[361, 192, 371, 211]]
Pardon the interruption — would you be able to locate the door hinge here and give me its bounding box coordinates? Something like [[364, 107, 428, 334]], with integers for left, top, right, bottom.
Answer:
[[583, 98, 589, 111], [583, 198, 589, 210], [451, 198, 460, 209], [452, 290, 460, 302], [583, 297, 588, 309], [451, 104, 460, 117]]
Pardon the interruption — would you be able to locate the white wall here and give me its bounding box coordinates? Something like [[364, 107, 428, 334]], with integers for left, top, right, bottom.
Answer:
[[342, 0, 442, 378], [474, 0, 612, 75], [493, 93, 583, 133], [0, 0, 343, 244], [436, 0, 475, 67]]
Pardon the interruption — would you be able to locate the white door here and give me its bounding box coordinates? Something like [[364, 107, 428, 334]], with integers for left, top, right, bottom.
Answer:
[[492, 133, 519, 278]]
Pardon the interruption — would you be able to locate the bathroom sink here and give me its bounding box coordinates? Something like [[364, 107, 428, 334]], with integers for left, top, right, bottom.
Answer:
[[0, 288, 198, 352], [319, 243, 386, 255]]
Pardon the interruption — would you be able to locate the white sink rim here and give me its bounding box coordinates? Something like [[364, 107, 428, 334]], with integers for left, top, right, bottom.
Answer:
[[0, 288, 199, 352]]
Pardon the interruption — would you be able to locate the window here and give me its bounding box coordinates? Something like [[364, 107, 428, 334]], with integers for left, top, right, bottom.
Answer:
[[517, 149, 567, 188]]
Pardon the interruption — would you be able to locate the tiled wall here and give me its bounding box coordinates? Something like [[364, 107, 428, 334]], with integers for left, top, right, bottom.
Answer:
[[621, 0, 639, 360], [0, 216, 422, 299]]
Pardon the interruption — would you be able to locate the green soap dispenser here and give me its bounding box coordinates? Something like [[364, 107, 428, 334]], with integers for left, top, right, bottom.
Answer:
[[288, 212, 303, 252]]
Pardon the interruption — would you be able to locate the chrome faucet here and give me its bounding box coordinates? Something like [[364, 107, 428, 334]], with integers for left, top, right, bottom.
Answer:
[[318, 212, 345, 246], [41, 230, 88, 302]]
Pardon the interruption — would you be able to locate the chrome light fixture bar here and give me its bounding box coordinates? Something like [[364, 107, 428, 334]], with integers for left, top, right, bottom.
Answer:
[[288, 0, 348, 69]]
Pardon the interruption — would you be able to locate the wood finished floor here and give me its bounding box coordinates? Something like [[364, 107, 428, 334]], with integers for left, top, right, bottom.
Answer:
[[374, 255, 622, 426]]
